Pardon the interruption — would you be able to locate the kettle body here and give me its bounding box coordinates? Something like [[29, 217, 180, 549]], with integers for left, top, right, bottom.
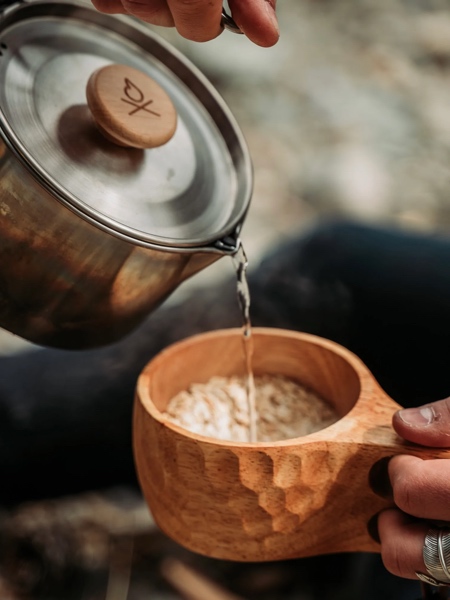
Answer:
[[0, 0, 252, 349], [0, 148, 225, 348]]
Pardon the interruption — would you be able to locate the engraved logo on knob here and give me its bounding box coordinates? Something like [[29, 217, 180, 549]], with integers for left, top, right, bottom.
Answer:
[[86, 64, 177, 148], [121, 78, 161, 117]]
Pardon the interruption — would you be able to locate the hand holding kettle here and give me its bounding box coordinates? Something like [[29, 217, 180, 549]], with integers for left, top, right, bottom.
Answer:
[[90, 0, 279, 46]]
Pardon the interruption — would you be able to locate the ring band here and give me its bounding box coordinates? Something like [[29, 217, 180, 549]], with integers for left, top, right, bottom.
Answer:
[[418, 527, 450, 586], [438, 529, 450, 581], [416, 571, 450, 587]]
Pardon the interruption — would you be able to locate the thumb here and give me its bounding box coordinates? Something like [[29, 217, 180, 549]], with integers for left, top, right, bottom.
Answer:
[[393, 398, 450, 447]]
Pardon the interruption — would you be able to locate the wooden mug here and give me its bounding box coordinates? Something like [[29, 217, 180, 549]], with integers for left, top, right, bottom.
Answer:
[[133, 328, 450, 562]]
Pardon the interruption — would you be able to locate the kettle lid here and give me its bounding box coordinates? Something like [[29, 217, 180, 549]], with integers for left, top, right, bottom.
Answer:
[[0, 0, 252, 249]]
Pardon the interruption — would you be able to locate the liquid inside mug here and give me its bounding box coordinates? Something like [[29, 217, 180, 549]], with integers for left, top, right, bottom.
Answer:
[[0, 0, 252, 349]]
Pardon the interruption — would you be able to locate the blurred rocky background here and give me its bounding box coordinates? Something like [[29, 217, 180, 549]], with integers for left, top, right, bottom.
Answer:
[[174, 0, 450, 273], [1, 0, 450, 597]]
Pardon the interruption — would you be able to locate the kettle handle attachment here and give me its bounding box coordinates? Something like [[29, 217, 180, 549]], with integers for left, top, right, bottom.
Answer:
[[221, 7, 242, 34]]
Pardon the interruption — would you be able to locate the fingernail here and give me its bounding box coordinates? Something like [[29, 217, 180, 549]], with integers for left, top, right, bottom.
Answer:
[[397, 406, 435, 427]]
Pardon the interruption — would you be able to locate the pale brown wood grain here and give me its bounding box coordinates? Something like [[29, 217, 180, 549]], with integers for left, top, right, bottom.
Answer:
[[133, 328, 450, 562], [86, 64, 177, 149]]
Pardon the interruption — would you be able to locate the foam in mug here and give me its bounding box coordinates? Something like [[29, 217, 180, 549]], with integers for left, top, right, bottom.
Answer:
[[164, 374, 339, 442]]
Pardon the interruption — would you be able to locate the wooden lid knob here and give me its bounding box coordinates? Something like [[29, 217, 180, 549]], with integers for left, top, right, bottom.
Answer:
[[86, 64, 177, 149]]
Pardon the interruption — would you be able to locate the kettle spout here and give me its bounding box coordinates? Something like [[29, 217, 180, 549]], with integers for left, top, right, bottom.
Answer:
[[213, 232, 241, 255], [179, 231, 242, 281]]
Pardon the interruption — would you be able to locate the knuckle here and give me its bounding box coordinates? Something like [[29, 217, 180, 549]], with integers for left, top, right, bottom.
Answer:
[[391, 460, 429, 517], [121, 0, 150, 12], [393, 477, 418, 514], [175, 0, 210, 11], [120, 0, 171, 23], [91, 0, 116, 12], [381, 540, 408, 578], [171, 0, 221, 40]]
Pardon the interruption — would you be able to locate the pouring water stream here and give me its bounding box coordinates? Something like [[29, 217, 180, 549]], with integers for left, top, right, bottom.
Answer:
[[232, 243, 257, 443]]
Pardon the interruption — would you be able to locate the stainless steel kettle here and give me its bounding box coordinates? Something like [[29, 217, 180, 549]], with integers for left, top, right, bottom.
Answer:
[[0, 0, 252, 349]]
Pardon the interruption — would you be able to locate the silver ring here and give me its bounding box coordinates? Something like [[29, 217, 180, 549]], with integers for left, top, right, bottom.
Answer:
[[221, 8, 243, 34], [417, 528, 450, 586], [416, 571, 450, 587]]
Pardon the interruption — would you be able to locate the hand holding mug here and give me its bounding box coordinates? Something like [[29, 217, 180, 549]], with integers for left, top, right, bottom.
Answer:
[[379, 398, 450, 588]]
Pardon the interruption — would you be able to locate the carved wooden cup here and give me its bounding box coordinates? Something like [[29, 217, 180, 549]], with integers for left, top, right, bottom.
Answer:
[[133, 328, 450, 562]]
